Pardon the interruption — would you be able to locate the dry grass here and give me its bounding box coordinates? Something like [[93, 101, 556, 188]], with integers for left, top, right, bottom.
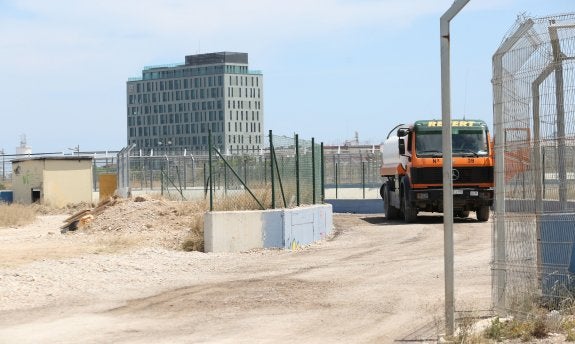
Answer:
[[0, 203, 36, 227], [483, 315, 548, 342], [176, 199, 208, 252], [212, 187, 272, 211]]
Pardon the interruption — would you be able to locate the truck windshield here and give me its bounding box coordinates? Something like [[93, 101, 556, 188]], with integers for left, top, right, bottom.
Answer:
[[416, 130, 488, 157]]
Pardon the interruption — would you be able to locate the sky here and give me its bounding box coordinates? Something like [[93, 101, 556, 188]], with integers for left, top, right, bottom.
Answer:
[[0, 0, 573, 154]]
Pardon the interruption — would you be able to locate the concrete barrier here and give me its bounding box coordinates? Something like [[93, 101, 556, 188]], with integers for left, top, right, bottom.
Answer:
[[204, 204, 333, 253], [325, 199, 383, 214]]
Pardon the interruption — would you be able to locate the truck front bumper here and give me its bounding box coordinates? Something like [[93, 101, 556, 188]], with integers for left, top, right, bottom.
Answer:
[[409, 187, 494, 211]]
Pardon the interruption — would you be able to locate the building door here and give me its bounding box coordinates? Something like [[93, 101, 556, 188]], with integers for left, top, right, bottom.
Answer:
[[31, 188, 41, 203]]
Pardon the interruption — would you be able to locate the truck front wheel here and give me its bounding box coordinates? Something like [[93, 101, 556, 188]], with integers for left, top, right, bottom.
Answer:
[[476, 206, 490, 222], [402, 189, 418, 223], [383, 183, 400, 220]]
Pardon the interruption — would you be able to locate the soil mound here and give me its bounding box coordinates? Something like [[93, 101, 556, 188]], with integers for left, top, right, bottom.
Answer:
[[62, 196, 206, 251]]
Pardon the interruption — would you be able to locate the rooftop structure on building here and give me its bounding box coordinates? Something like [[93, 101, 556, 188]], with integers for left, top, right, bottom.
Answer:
[[127, 52, 264, 154]]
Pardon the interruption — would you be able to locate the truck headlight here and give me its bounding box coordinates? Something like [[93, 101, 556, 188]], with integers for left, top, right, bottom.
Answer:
[[470, 191, 479, 196]]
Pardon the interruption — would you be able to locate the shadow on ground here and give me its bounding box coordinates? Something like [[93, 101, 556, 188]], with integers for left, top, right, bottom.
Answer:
[[360, 213, 483, 225]]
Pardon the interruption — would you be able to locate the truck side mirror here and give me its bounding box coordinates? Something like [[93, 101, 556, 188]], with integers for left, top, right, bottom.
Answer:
[[398, 139, 406, 155], [397, 128, 408, 137]]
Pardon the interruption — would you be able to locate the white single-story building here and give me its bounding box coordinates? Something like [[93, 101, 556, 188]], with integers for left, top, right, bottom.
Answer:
[[12, 156, 93, 207]]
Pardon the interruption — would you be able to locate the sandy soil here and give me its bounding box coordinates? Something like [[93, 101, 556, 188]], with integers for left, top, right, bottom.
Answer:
[[0, 208, 493, 343]]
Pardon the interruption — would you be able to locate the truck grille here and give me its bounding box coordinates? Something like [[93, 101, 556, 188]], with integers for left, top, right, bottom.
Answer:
[[410, 167, 493, 185]]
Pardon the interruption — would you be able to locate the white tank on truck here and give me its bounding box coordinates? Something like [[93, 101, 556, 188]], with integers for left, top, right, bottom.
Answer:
[[380, 124, 410, 178]]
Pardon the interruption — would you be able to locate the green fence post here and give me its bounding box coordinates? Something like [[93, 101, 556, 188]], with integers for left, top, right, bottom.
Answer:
[[295, 134, 300, 206], [321, 142, 325, 203], [208, 129, 213, 211], [269, 130, 275, 209], [203, 162, 207, 195], [312, 137, 316, 204]]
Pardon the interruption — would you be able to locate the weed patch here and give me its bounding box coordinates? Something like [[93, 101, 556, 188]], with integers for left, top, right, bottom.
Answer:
[[0, 203, 36, 227]]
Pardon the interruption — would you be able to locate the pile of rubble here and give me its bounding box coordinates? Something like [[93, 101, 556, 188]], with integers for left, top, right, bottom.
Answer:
[[60, 195, 206, 250], [60, 196, 120, 233]]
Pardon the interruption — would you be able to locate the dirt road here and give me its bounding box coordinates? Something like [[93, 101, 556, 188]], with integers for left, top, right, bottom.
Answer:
[[0, 213, 491, 343]]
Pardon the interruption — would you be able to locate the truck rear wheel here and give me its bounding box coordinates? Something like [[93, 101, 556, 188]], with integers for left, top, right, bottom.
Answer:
[[383, 183, 400, 220], [402, 189, 418, 223], [476, 206, 490, 222]]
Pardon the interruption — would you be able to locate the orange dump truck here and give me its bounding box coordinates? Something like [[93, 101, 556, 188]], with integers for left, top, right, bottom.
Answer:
[[380, 119, 494, 222]]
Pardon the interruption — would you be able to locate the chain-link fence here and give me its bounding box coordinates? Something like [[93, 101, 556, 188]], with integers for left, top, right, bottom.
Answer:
[[116, 131, 325, 211], [323, 145, 382, 199], [492, 13, 575, 315]]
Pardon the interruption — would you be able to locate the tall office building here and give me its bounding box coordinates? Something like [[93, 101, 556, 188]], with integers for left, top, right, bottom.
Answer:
[[127, 52, 264, 154]]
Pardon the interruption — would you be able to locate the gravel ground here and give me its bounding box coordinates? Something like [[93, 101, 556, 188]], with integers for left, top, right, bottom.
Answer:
[[0, 208, 535, 343]]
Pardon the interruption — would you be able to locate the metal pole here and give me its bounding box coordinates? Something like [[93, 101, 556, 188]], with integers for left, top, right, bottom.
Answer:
[[203, 162, 207, 195], [549, 26, 567, 209], [321, 142, 325, 202], [269, 130, 275, 209], [312, 137, 316, 204], [440, 0, 469, 336], [208, 130, 213, 211], [295, 134, 300, 206]]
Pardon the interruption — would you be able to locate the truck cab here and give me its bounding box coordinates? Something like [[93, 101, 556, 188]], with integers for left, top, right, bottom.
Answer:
[[380, 119, 494, 222]]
